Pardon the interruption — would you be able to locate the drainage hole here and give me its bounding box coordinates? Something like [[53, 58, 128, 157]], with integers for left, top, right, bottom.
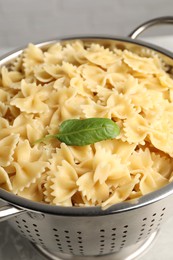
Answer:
[[33, 224, 37, 227]]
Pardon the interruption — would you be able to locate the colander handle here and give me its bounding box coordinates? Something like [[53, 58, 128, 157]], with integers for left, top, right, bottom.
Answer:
[[129, 16, 173, 39], [0, 201, 25, 222]]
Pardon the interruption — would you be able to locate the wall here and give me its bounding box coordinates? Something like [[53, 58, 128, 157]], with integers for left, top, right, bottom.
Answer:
[[0, 0, 173, 48]]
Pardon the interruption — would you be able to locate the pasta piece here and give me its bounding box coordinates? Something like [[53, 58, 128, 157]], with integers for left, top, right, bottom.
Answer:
[[10, 53, 24, 72], [0, 89, 10, 103], [128, 148, 153, 173], [77, 171, 110, 204], [123, 76, 153, 112], [149, 114, 173, 156], [79, 64, 106, 88], [0, 166, 12, 191], [0, 117, 11, 139], [11, 114, 46, 143], [17, 179, 44, 202], [12, 140, 48, 193], [93, 147, 130, 185], [94, 139, 136, 163], [1, 66, 23, 89], [49, 143, 75, 170], [70, 76, 94, 98], [68, 145, 94, 164], [0, 134, 19, 167], [140, 170, 168, 195], [50, 160, 78, 204], [44, 43, 63, 65], [124, 114, 148, 144], [62, 40, 87, 64], [10, 80, 49, 114], [81, 101, 110, 119], [102, 174, 140, 209], [34, 65, 54, 83], [123, 50, 161, 74], [23, 43, 44, 76], [43, 172, 55, 203], [151, 152, 173, 179], [85, 44, 116, 68], [0, 101, 7, 117], [158, 72, 173, 89], [107, 93, 136, 119]]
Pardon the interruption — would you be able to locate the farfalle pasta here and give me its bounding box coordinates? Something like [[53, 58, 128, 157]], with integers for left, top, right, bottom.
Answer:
[[1, 40, 173, 209]]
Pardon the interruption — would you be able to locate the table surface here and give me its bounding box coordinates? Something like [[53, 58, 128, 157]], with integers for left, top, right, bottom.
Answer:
[[0, 36, 173, 260]]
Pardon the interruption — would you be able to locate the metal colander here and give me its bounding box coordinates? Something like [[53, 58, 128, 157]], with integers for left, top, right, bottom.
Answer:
[[1, 16, 173, 260]]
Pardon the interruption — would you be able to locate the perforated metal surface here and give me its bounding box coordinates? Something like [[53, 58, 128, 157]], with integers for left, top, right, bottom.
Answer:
[[8, 197, 171, 257]]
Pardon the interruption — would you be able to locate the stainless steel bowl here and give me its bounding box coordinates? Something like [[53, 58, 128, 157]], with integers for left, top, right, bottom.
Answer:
[[0, 16, 173, 260]]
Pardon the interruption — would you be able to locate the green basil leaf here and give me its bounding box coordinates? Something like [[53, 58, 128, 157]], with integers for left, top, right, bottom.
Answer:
[[54, 118, 120, 146]]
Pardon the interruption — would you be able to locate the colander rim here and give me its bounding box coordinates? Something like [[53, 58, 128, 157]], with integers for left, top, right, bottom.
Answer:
[[1, 35, 173, 216]]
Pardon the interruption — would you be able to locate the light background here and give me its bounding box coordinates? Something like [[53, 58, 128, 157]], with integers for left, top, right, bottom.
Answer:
[[0, 1, 173, 260], [0, 0, 173, 48]]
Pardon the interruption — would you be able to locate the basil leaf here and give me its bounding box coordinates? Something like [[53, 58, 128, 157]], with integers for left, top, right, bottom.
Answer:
[[54, 118, 120, 146]]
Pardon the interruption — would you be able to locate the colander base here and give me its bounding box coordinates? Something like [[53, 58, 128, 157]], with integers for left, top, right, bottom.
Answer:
[[31, 230, 158, 260]]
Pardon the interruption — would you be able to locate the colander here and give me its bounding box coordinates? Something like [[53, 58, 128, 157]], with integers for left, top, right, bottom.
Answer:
[[1, 16, 173, 260]]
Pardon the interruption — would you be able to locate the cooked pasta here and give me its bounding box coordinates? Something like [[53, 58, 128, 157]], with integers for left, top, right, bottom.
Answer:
[[0, 40, 173, 209]]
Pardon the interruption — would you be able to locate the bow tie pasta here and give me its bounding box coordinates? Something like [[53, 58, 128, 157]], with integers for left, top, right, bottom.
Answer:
[[0, 40, 173, 209]]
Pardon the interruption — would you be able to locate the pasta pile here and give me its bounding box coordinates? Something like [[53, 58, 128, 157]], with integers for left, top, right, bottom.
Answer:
[[0, 40, 173, 208]]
